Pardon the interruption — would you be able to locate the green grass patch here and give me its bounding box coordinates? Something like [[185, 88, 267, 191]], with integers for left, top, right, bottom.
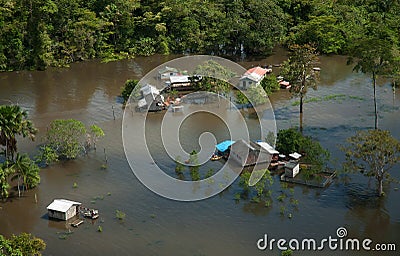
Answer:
[[348, 95, 365, 101], [291, 94, 363, 107]]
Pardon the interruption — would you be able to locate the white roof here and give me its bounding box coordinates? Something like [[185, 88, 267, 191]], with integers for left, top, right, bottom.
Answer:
[[47, 199, 81, 212], [137, 98, 147, 108], [257, 142, 279, 154], [158, 66, 178, 74], [140, 84, 159, 96], [170, 75, 190, 84], [289, 152, 302, 160]]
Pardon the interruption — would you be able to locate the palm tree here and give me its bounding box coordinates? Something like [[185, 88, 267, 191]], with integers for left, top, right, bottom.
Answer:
[[0, 163, 13, 200], [11, 154, 40, 197], [0, 105, 37, 161]]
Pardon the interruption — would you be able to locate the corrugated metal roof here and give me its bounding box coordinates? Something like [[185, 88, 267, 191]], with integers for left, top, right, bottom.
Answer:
[[216, 140, 235, 152], [240, 67, 271, 83], [257, 142, 279, 155], [47, 199, 81, 212], [245, 67, 269, 76]]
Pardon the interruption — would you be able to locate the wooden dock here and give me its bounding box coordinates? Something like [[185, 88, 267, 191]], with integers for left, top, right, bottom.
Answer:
[[71, 219, 84, 227], [280, 171, 336, 188]]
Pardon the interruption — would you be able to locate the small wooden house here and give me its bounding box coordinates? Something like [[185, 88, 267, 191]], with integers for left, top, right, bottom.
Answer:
[[47, 199, 81, 220], [165, 75, 202, 91], [158, 66, 179, 80], [137, 84, 165, 112], [229, 140, 272, 167], [239, 67, 271, 90], [285, 161, 300, 178]]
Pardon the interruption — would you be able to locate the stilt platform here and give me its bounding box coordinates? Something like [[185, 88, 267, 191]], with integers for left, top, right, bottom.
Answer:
[[71, 219, 84, 227]]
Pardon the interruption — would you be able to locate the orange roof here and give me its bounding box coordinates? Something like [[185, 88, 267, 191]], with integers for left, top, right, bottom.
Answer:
[[244, 67, 269, 77]]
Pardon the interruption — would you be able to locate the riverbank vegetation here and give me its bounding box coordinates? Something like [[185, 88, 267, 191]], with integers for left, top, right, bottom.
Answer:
[[0, 233, 46, 255], [0, 105, 40, 200], [2, 0, 400, 71]]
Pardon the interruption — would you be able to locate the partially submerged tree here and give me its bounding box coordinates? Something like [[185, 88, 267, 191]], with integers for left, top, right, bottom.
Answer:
[[276, 128, 330, 170], [341, 129, 400, 197], [0, 233, 46, 256], [260, 74, 280, 95], [347, 19, 399, 129], [42, 119, 105, 164], [46, 119, 87, 159], [0, 105, 37, 161], [235, 85, 268, 107], [0, 105, 39, 200], [11, 154, 40, 197], [193, 60, 236, 97], [121, 79, 139, 105], [280, 44, 320, 131], [88, 125, 105, 150]]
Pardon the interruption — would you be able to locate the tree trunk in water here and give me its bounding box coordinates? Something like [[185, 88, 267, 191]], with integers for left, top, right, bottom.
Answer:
[[17, 176, 21, 198], [378, 177, 383, 196], [299, 112, 303, 133], [373, 72, 378, 130], [300, 95, 303, 114], [299, 94, 304, 132]]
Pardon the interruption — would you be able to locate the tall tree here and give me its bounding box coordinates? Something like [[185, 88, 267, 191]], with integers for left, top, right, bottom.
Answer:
[[11, 154, 40, 197], [0, 105, 37, 161], [347, 17, 399, 129], [280, 44, 319, 131], [341, 129, 400, 197]]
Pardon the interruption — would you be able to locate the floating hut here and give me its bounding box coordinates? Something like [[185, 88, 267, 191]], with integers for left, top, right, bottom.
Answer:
[[165, 75, 202, 91], [284, 161, 300, 178], [137, 84, 165, 112], [229, 140, 273, 167], [47, 199, 81, 220], [158, 66, 179, 80], [239, 67, 271, 90]]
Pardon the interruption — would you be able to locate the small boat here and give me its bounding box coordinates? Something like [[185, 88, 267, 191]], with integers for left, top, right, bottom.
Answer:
[[279, 81, 291, 89], [71, 219, 84, 227], [81, 207, 99, 219], [211, 154, 222, 161]]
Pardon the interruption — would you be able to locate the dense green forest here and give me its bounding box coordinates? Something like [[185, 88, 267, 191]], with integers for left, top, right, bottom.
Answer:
[[1, 0, 399, 71]]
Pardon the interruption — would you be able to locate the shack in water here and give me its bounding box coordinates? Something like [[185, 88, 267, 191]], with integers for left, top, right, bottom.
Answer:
[[47, 199, 81, 220]]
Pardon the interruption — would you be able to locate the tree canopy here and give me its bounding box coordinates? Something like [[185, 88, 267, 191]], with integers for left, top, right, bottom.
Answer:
[[341, 129, 400, 196], [276, 128, 330, 170], [3, 0, 400, 71], [0, 105, 37, 161], [0, 105, 39, 200], [0, 233, 46, 256], [280, 44, 320, 130]]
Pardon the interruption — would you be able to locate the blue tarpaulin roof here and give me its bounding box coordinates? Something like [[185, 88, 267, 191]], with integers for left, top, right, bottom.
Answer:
[[216, 140, 235, 152]]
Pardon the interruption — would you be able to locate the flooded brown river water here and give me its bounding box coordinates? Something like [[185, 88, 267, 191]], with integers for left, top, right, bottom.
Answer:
[[0, 51, 400, 255]]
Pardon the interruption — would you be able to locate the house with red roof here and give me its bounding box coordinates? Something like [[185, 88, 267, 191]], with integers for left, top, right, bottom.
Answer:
[[239, 66, 272, 90]]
